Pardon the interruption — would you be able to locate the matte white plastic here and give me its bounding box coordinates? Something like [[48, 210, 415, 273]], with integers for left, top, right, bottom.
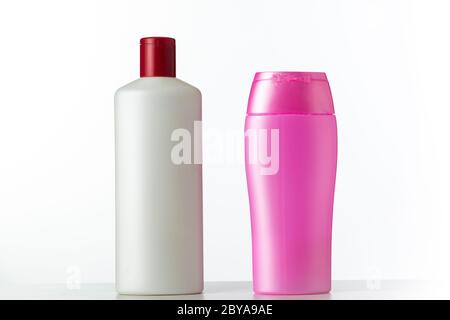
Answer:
[[115, 77, 203, 295]]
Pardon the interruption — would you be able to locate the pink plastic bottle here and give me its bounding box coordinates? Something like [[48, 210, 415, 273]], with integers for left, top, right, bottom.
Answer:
[[245, 72, 337, 295]]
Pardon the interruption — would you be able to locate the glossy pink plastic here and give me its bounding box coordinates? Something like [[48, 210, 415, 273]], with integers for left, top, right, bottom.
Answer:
[[245, 72, 337, 295]]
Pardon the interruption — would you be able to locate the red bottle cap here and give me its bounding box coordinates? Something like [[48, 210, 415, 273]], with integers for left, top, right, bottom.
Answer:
[[140, 37, 176, 77]]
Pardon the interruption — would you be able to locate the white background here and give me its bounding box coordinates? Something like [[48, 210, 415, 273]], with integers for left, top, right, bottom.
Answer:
[[0, 0, 449, 285]]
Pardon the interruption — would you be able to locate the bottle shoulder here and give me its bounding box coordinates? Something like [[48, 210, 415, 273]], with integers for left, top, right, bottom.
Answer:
[[115, 77, 201, 98]]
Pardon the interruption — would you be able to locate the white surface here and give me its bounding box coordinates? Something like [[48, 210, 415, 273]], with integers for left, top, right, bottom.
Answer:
[[115, 77, 203, 294], [0, 281, 448, 300], [0, 0, 450, 285]]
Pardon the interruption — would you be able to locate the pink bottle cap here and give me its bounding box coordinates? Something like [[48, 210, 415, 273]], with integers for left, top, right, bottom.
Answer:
[[247, 72, 334, 115]]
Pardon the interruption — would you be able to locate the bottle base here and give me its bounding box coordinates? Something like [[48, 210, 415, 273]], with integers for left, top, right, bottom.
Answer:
[[116, 287, 203, 296], [254, 290, 331, 296], [253, 286, 331, 296]]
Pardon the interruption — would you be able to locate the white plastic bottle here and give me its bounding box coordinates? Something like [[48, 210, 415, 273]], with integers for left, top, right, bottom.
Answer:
[[115, 37, 203, 295]]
